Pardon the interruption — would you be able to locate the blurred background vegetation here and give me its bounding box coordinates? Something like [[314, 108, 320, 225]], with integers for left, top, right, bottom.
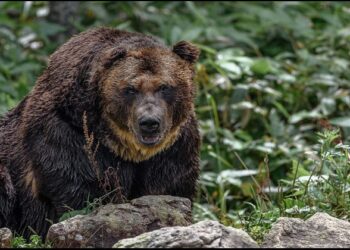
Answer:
[[1, 1, 350, 243]]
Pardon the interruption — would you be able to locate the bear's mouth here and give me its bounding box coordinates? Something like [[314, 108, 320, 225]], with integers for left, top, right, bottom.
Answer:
[[139, 133, 161, 146]]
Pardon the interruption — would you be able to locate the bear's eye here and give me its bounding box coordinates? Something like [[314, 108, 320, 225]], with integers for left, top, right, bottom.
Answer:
[[157, 84, 171, 93], [124, 86, 138, 96]]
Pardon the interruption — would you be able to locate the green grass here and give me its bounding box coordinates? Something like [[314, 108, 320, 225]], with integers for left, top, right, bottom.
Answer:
[[11, 235, 51, 248]]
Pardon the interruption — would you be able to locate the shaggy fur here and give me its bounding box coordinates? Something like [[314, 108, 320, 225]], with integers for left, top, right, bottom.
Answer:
[[0, 27, 200, 238]]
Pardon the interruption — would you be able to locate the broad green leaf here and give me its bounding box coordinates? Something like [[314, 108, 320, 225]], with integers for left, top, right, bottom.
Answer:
[[289, 110, 322, 124], [330, 117, 350, 127], [219, 62, 242, 76], [251, 59, 272, 75]]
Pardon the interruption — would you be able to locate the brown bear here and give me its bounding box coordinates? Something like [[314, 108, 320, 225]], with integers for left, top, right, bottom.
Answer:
[[0, 27, 200, 238]]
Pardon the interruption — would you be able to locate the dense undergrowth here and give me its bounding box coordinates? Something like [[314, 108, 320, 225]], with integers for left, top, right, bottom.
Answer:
[[1, 1, 350, 247]]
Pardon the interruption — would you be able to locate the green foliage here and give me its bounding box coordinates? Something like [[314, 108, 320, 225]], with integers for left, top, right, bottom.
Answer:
[[11, 235, 51, 248], [195, 129, 350, 242], [280, 129, 350, 219], [2, 1, 350, 243], [58, 204, 95, 222]]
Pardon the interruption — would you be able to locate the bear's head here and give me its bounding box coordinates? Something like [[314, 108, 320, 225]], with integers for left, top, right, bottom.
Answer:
[[31, 29, 200, 162], [96, 39, 200, 162]]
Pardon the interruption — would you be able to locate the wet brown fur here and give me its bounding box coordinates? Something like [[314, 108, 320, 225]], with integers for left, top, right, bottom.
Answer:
[[105, 119, 182, 162], [0, 27, 201, 238], [23, 167, 38, 198], [101, 47, 196, 161]]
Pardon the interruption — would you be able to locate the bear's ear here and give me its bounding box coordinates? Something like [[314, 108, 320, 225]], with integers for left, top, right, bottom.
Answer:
[[172, 41, 200, 63], [102, 47, 127, 68]]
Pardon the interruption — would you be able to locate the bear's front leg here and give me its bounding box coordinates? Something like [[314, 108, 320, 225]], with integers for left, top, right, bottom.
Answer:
[[0, 164, 15, 228], [15, 189, 57, 239], [19, 128, 103, 237]]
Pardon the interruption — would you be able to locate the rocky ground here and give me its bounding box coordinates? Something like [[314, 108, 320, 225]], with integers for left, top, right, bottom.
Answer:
[[1, 195, 350, 248]]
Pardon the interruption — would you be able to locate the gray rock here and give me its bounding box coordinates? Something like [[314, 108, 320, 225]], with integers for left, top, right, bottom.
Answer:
[[113, 220, 258, 248], [262, 212, 350, 248], [46, 195, 192, 248], [0, 228, 12, 248]]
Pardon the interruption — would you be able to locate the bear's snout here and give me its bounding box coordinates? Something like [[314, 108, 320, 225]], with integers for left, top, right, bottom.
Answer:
[[139, 117, 160, 134], [134, 102, 165, 146]]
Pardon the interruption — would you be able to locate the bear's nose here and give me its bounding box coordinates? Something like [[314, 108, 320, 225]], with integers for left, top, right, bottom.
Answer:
[[139, 118, 160, 133]]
